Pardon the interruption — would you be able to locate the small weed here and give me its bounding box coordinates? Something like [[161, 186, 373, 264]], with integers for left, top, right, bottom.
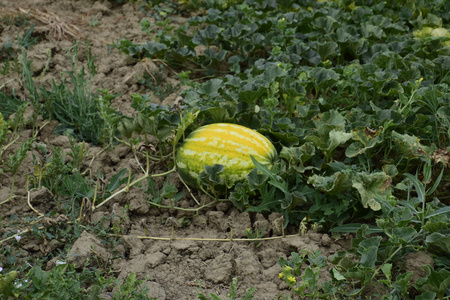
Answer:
[[3, 137, 35, 202], [89, 16, 100, 27], [0, 100, 26, 161], [0, 55, 21, 77], [67, 135, 88, 172], [1, 262, 151, 300], [145, 176, 184, 205], [113, 272, 154, 300], [40, 41, 122, 145], [0, 12, 29, 27], [17, 25, 38, 50], [30, 144, 72, 193], [197, 277, 255, 300], [139, 68, 178, 100], [38, 48, 52, 79], [20, 51, 41, 131], [245, 226, 265, 248], [0, 25, 36, 62]]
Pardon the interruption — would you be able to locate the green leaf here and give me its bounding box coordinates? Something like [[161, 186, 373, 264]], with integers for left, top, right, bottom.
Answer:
[[316, 41, 338, 60], [305, 110, 351, 159], [303, 266, 319, 290], [192, 25, 223, 45], [352, 172, 392, 211], [161, 182, 179, 199], [426, 206, 450, 218], [174, 110, 200, 146], [327, 129, 353, 153], [200, 164, 225, 185], [380, 263, 392, 284], [312, 110, 347, 135], [261, 65, 287, 82], [391, 206, 414, 227], [0, 94, 24, 120], [391, 131, 432, 160], [0, 271, 17, 299], [238, 87, 266, 104], [425, 167, 444, 196], [198, 78, 223, 96], [247, 168, 268, 191], [358, 236, 382, 268], [330, 268, 346, 281], [423, 219, 449, 233], [206, 107, 231, 123], [246, 189, 279, 213], [6, 137, 35, 174], [279, 143, 316, 173], [415, 291, 437, 300], [415, 265, 450, 298], [305, 129, 352, 159], [229, 183, 250, 211], [345, 126, 383, 158], [382, 164, 398, 177], [425, 233, 450, 255], [307, 172, 352, 195], [105, 168, 128, 193], [311, 67, 340, 89], [344, 266, 373, 285], [250, 156, 287, 193], [330, 223, 383, 234], [197, 294, 209, 300], [392, 271, 412, 295], [404, 173, 426, 203], [142, 41, 168, 56], [391, 227, 418, 243]]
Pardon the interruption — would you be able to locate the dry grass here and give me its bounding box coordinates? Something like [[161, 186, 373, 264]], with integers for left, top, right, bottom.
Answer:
[[0, 8, 27, 26], [17, 7, 83, 40]]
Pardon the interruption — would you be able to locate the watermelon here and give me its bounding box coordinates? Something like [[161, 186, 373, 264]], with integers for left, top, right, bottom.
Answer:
[[176, 123, 277, 189]]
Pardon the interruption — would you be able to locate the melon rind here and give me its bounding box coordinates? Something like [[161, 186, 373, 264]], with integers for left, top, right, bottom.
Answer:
[[176, 123, 277, 189]]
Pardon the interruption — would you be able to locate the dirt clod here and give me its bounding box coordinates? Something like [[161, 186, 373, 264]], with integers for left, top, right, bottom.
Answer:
[[67, 230, 110, 268], [404, 251, 434, 284], [204, 253, 234, 284]]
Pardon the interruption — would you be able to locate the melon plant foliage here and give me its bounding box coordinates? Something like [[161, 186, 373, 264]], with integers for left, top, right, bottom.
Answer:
[[113, 0, 449, 286], [117, 0, 450, 229]]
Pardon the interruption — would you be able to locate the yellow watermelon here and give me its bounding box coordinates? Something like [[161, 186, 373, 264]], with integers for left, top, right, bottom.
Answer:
[[176, 123, 277, 189]]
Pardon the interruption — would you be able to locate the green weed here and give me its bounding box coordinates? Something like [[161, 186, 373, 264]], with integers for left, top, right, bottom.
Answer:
[[2, 137, 35, 203], [1, 262, 151, 300], [197, 277, 255, 300], [39, 42, 122, 145]]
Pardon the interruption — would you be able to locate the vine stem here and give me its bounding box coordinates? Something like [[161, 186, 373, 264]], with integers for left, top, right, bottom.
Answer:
[[0, 197, 13, 206], [27, 190, 44, 217], [134, 234, 302, 242], [148, 198, 219, 212], [92, 167, 176, 211]]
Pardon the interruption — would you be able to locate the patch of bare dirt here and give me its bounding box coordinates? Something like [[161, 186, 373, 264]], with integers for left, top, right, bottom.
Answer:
[[0, 1, 352, 298]]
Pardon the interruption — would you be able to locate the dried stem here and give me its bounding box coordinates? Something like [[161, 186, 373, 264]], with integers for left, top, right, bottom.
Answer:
[[18, 7, 83, 40]]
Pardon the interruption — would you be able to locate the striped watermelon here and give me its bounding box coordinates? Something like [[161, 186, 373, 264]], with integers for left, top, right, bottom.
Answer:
[[176, 123, 277, 189]]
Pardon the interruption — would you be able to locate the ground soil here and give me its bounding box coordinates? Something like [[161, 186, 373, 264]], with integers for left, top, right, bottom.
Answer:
[[0, 1, 353, 299]]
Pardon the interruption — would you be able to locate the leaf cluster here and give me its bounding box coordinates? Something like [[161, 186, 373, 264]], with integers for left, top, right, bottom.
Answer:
[[1, 262, 151, 300]]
